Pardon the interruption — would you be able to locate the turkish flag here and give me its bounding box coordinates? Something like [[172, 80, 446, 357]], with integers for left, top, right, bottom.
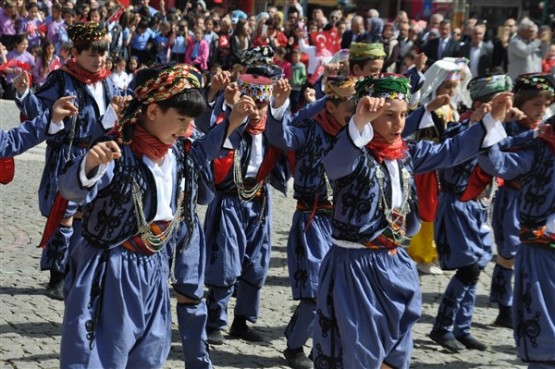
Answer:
[[116, 0, 130, 7], [310, 30, 340, 54]]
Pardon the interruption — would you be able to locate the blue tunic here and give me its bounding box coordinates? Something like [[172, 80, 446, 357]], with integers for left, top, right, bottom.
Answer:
[[435, 121, 493, 270], [478, 139, 555, 365], [265, 98, 332, 299], [314, 118, 498, 369], [492, 121, 534, 260], [57, 121, 227, 368], [15, 70, 118, 217]]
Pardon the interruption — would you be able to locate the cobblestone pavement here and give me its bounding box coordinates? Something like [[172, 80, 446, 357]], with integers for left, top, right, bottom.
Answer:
[[0, 99, 527, 368]]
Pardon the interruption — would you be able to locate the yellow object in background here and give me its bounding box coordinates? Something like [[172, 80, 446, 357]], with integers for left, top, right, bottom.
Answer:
[[408, 221, 439, 264]]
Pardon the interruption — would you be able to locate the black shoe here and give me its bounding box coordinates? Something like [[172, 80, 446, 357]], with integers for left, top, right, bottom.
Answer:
[[493, 306, 513, 329], [45, 281, 64, 301], [429, 330, 465, 353], [206, 328, 225, 345], [284, 347, 312, 369], [229, 316, 264, 342], [456, 334, 488, 351]]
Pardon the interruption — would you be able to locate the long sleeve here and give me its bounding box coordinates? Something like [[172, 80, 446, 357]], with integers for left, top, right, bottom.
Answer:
[[509, 38, 541, 59], [0, 114, 51, 157], [477, 143, 534, 180], [411, 113, 507, 174]]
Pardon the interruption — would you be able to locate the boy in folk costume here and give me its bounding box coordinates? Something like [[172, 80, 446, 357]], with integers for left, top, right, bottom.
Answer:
[[203, 72, 292, 345], [429, 75, 520, 352], [478, 113, 555, 369], [265, 75, 358, 369], [407, 59, 465, 275], [8, 22, 122, 300], [313, 73, 510, 369], [488, 73, 555, 329], [56, 64, 250, 368]]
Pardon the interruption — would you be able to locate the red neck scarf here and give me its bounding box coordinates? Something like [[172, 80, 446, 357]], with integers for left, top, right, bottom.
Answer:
[[538, 124, 555, 155], [314, 109, 343, 137], [246, 115, 267, 136], [518, 117, 542, 130], [61, 58, 110, 84], [130, 125, 173, 161], [366, 132, 407, 163]]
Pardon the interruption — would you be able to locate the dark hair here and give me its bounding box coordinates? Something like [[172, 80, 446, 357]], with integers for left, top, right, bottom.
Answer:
[[26, 2, 38, 11], [40, 40, 55, 71], [158, 89, 207, 117], [62, 7, 76, 16], [514, 89, 554, 109], [349, 59, 376, 74], [13, 34, 27, 46], [73, 38, 109, 54]]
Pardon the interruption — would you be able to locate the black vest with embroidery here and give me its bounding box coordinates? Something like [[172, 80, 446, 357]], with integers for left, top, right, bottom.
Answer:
[[81, 140, 188, 249]]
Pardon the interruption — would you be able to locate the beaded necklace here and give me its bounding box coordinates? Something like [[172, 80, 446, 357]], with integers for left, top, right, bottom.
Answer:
[[233, 150, 264, 201], [131, 178, 185, 253]]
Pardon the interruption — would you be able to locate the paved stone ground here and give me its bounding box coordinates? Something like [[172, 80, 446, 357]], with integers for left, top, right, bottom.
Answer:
[[0, 99, 527, 369]]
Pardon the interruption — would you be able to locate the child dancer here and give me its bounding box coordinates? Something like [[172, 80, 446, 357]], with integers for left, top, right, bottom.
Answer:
[[10, 22, 120, 300], [203, 72, 291, 345], [266, 75, 357, 369], [429, 74, 516, 353], [57, 63, 250, 368], [313, 73, 510, 369], [478, 110, 555, 368], [488, 73, 555, 329]]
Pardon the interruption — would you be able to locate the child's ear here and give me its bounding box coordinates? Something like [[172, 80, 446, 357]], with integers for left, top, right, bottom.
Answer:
[[146, 103, 159, 120]]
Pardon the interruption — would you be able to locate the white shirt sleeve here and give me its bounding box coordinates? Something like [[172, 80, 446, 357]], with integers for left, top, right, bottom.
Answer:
[[348, 117, 374, 147], [481, 112, 508, 148], [48, 120, 65, 134], [270, 98, 290, 121], [419, 106, 435, 129], [15, 87, 30, 101], [101, 104, 118, 130], [79, 157, 109, 187]]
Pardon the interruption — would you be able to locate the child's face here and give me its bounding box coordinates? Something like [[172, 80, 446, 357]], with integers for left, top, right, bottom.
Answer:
[[437, 80, 458, 98], [356, 58, 384, 77], [117, 60, 126, 71], [129, 59, 138, 70], [520, 95, 552, 123], [327, 99, 355, 126], [371, 99, 408, 143], [291, 53, 299, 63], [16, 39, 29, 53], [144, 106, 195, 144], [105, 59, 113, 70], [28, 7, 38, 19], [64, 13, 75, 24], [45, 44, 55, 56], [90, 10, 101, 23], [549, 45, 555, 58], [74, 48, 106, 73], [194, 30, 203, 41], [205, 20, 213, 32]]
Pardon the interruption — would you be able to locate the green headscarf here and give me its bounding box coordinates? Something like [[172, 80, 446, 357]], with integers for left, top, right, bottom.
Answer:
[[355, 73, 411, 103], [349, 42, 386, 61], [468, 74, 513, 101]]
